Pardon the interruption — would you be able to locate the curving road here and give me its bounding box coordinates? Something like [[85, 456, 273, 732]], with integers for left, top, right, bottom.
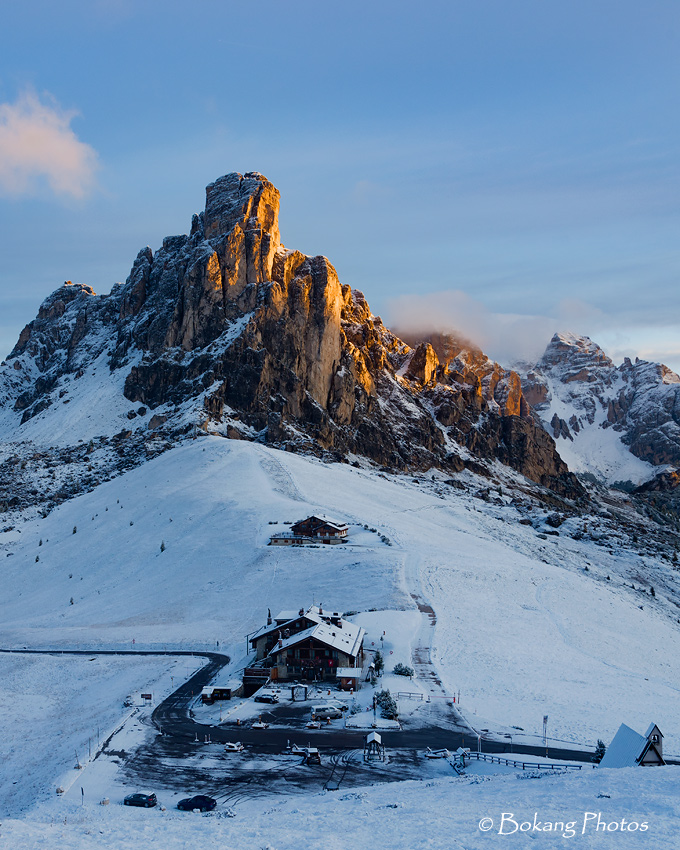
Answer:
[[0, 645, 598, 789]]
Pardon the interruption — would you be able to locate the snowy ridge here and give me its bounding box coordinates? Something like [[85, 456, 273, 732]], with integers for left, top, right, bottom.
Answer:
[[519, 332, 680, 485]]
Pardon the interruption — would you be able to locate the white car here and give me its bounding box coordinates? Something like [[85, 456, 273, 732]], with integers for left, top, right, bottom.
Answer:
[[251, 721, 269, 729], [311, 706, 343, 720], [223, 741, 244, 752], [306, 720, 322, 729]]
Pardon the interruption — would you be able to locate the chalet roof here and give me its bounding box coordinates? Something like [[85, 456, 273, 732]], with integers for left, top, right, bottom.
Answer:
[[599, 724, 645, 768], [275, 609, 302, 623], [292, 515, 348, 531], [250, 605, 347, 645], [336, 667, 362, 678], [599, 723, 664, 768], [270, 619, 365, 659], [644, 723, 663, 739]]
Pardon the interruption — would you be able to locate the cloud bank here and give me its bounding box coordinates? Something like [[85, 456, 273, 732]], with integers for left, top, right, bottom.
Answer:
[[0, 91, 98, 199], [385, 290, 680, 375]]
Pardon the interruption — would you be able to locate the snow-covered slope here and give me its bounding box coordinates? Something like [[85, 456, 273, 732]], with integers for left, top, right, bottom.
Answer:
[[2, 438, 680, 755], [519, 332, 680, 485]]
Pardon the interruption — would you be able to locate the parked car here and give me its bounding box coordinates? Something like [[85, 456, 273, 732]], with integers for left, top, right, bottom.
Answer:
[[223, 741, 244, 752], [311, 705, 343, 720], [251, 720, 270, 729], [254, 693, 279, 704], [123, 792, 157, 808], [177, 795, 216, 812]]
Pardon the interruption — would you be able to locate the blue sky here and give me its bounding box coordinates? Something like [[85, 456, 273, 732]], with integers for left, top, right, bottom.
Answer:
[[1, 0, 678, 369]]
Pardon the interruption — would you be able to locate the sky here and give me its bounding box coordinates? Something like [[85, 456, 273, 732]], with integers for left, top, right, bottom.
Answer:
[[1, 0, 678, 371]]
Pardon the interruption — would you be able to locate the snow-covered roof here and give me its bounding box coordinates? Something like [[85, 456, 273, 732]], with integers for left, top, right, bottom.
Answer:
[[599, 723, 649, 768], [293, 515, 348, 531], [250, 609, 325, 645], [275, 609, 302, 622], [270, 619, 365, 659], [336, 667, 362, 677], [644, 722, 663, 739]]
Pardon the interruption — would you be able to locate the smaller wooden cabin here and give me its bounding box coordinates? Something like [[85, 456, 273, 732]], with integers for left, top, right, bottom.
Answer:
[[269, 516, 349, 545], [290, 516, 349, 543]]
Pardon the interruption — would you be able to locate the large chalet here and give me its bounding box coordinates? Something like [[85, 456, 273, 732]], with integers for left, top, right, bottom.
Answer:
[[244, 605, 365, 692]]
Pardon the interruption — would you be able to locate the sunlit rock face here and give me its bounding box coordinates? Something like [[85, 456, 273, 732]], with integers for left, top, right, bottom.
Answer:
[[1, 173, 582, 500]]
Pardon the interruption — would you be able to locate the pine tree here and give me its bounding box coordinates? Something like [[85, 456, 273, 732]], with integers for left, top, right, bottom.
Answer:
[[373, 650, 384, 675], [594, 739, 606, 763]]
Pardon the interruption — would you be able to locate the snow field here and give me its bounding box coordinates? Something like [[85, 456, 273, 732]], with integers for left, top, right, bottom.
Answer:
[[2, 765, 679, 850], [0, 653, 197, 817]]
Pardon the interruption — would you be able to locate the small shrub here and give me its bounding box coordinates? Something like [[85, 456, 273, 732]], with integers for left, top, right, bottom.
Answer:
[[594, 739, 607, 763], [160, 540, 166, 552], [374, 688, 398, 719], [393, 663, 414, 678], [35, 555, 39, 563], [373, 650, 384, 675]]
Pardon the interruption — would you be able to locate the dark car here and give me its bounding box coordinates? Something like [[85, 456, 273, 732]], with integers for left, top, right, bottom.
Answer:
[[254, 693, 279, 704], [123, 792, 157, 808], [177, 795, 216, 812]]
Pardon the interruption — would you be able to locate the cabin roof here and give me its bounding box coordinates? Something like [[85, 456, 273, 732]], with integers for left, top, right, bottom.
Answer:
[[599, 722, 664, 768], [292, 515, 348, 531]]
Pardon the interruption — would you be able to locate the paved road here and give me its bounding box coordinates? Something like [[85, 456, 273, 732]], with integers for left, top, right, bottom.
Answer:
[[0, 647, 596, 764]]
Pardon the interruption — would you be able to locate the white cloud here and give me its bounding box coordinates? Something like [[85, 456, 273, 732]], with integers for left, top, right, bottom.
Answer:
[[385, 289, 680, 376], [0, 90, 98, 199], [385, 289, 560, 366]]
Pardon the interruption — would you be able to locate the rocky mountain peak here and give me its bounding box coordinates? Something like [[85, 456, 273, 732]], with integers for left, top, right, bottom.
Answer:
[[517, 331, 680, 485], [0, 172, 584, 506], [541, 332, 615, 382]]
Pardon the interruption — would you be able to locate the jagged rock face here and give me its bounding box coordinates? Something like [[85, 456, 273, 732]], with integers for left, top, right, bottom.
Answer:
[[1, 172, 583, 500], [519, 332, 680, 481]]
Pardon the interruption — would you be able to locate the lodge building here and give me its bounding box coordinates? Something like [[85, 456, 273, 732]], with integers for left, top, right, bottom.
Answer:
[[243, 605, 365, 692]]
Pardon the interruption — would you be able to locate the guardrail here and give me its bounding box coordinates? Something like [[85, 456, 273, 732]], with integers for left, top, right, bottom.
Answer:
[[397, 692, 424, 701], [465, 752, 592, 771]]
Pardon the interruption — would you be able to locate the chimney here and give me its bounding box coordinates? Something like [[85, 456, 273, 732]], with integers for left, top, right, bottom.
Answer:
[[267, 608, 272, 626]]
